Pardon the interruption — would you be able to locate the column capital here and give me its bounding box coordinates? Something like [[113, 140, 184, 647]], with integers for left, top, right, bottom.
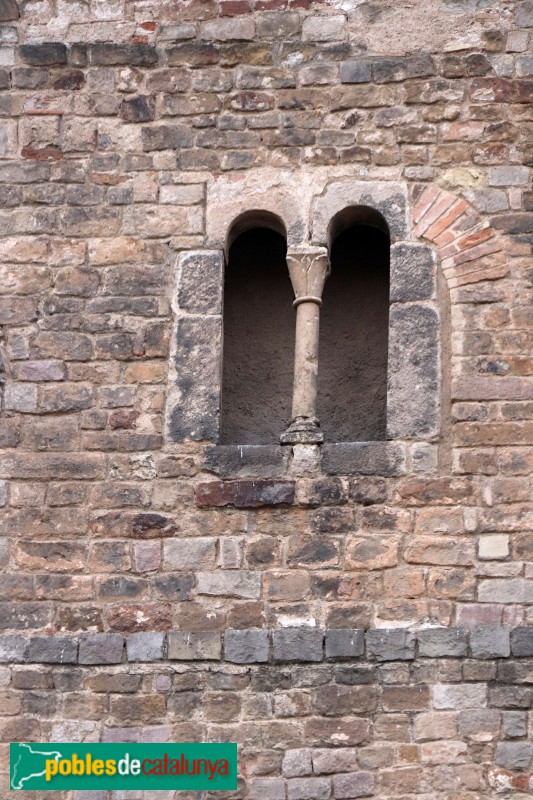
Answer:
[[286, 246, 329, 306]]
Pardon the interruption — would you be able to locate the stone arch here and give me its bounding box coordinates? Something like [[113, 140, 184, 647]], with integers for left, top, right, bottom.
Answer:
[[220, 214, 294, 445], [318, 205, 391, 442]]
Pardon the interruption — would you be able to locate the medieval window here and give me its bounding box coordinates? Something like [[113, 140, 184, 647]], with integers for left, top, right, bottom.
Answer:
[[220, 212, 294, 445], [318, 206, 390, 443]]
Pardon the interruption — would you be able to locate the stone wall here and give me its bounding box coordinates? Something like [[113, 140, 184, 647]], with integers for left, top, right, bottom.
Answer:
[[0, 0, 532, 796]]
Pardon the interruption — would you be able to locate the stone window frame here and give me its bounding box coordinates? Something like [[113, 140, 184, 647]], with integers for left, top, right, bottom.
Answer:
[[166, 177, 446, 478]]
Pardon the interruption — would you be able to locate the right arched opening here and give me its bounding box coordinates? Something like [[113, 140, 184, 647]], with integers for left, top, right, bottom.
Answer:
[[318, 206, 390, 442]]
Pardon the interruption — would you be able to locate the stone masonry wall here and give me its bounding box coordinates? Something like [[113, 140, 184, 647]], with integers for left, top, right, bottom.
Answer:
[[0, 0, 532, 797]]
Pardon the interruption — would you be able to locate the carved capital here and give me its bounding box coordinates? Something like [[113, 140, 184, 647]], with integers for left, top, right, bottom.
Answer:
[[286, 246, 329, 306]]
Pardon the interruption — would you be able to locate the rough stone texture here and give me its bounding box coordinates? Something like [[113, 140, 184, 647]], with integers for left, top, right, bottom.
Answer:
[[168, 631, 221, 660], [387, 303, 440, 439], [322, 442, 406, 476], [272, 628, 324, 662], [195, 479, 295, 507], [326, 629, 365, 659], [0, 1, 532, 795], [224, 628, 269, 663], [367, 629, 415, 661], [78, 634, 124, 665]]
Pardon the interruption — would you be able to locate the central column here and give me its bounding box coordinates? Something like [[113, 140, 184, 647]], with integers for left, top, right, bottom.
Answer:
[[280, 246, 329, 445]]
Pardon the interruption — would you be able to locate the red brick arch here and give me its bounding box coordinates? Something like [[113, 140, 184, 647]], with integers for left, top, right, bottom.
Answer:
[[410, 184, 508, 290]]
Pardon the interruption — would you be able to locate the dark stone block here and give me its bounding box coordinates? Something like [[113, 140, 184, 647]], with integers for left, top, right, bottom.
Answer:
[[90, 43, 158, 66], [511, 627, 533, 656], [0, 0, 19, 21], [19, 43, 67, 66], [492, 213, 533, 235], [142, 124, 194, 151], [195, 480, 295, 508], [203, 445, 287, 478], [367, 629, 415, 661], [0, 635, 28, 662], [28, 636, 78, 664], [178, 251, 223, 315], [272, 628, 324, 662], [322, 442, 406, 476], [442, 53, 491, 78], [120, 95, 155, 122], [170, 315, 221, 442], [78, 633, 124, 665], [373, 55, 435, 83], [417, 628, 468, 657], [225, 629, 269, 663], [387, 303, 440, 439], [326, 629, 365, 659], [302, 478, 347, 507], [340, 59, 371, 84], [390, 243, 435, 301], [470, 625, 510, 659], [495, 742, 533, 771], [335, 666, 376, 685]]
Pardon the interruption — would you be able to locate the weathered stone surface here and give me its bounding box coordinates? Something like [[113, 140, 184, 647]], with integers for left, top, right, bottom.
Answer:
[[28, 637, 77, 664], [224, 629, 269, 663], [168, 631, 221, 660], [0, 635, 27, 663], [367, 630, 415, 661], [0, 0, 19, 21], [495, 742, 533, 771], [340, 59, 371, 84], [272, 629, 324, 662], [78, 634, 124, 665], [511, 627, 533, 656], [326, 629, 364, 659], [322, 442, 406, 476], [195, 480, 295, 507], [470, 625, 510, 659], [203, 445, 288, 478], [177, 251, 223, 315], [170, 315, 222, 442], [19, 43, 66, 66], [126, 632, 165, 662], [390, 243, 435, 301], [417, 628, 468, 657], [387, 303, 440, 439], [197, 571, 261, 598]]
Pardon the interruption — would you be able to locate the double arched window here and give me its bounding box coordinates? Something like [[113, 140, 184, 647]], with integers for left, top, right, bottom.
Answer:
[[221, 207, 390, 446]]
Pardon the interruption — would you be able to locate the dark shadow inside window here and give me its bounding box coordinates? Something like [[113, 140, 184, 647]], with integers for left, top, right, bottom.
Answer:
[[220, 226, 294, 444], [317, 217, 390, 442]]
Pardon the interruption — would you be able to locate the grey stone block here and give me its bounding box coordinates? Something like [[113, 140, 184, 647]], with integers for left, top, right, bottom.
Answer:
[[340, 59, 371, 84], [390, 243, 435, 302], [502, 711, 527, 738], [225, 629, 269, 663], [417, 628, 468, 658], [177, 250, 223, 315], [170, 315, 222, 442], [272, 628, 324, 662], [367, 629, 415, 661], [322, 442, 406, 476], [495, 742, 533, 771], [333, 771, 374, 798], [0, 635, 27, 662], [203, 445, 288, 478], [168, 631, 221, 660], [19, 43, 67, 65], [387, 303, 440, 439], [510, 627, 533, 656], [126, 632, 165, 662], [28, 636, 78, 664], [470, 625, 511, 659], [287, 777, 330, 800], [78, 634, 124, 665], [326, 629, 365, 659]]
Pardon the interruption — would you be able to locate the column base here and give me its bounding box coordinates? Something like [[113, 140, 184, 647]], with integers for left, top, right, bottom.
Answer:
[[280, 418, 324, 446]]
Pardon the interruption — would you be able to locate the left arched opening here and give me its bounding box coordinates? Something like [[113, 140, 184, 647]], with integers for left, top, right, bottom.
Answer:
[[220, 212, 293, 445]]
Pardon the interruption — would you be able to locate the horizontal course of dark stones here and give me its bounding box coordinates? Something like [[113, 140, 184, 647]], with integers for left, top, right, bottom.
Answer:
[[1, 626, 531, 665]]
